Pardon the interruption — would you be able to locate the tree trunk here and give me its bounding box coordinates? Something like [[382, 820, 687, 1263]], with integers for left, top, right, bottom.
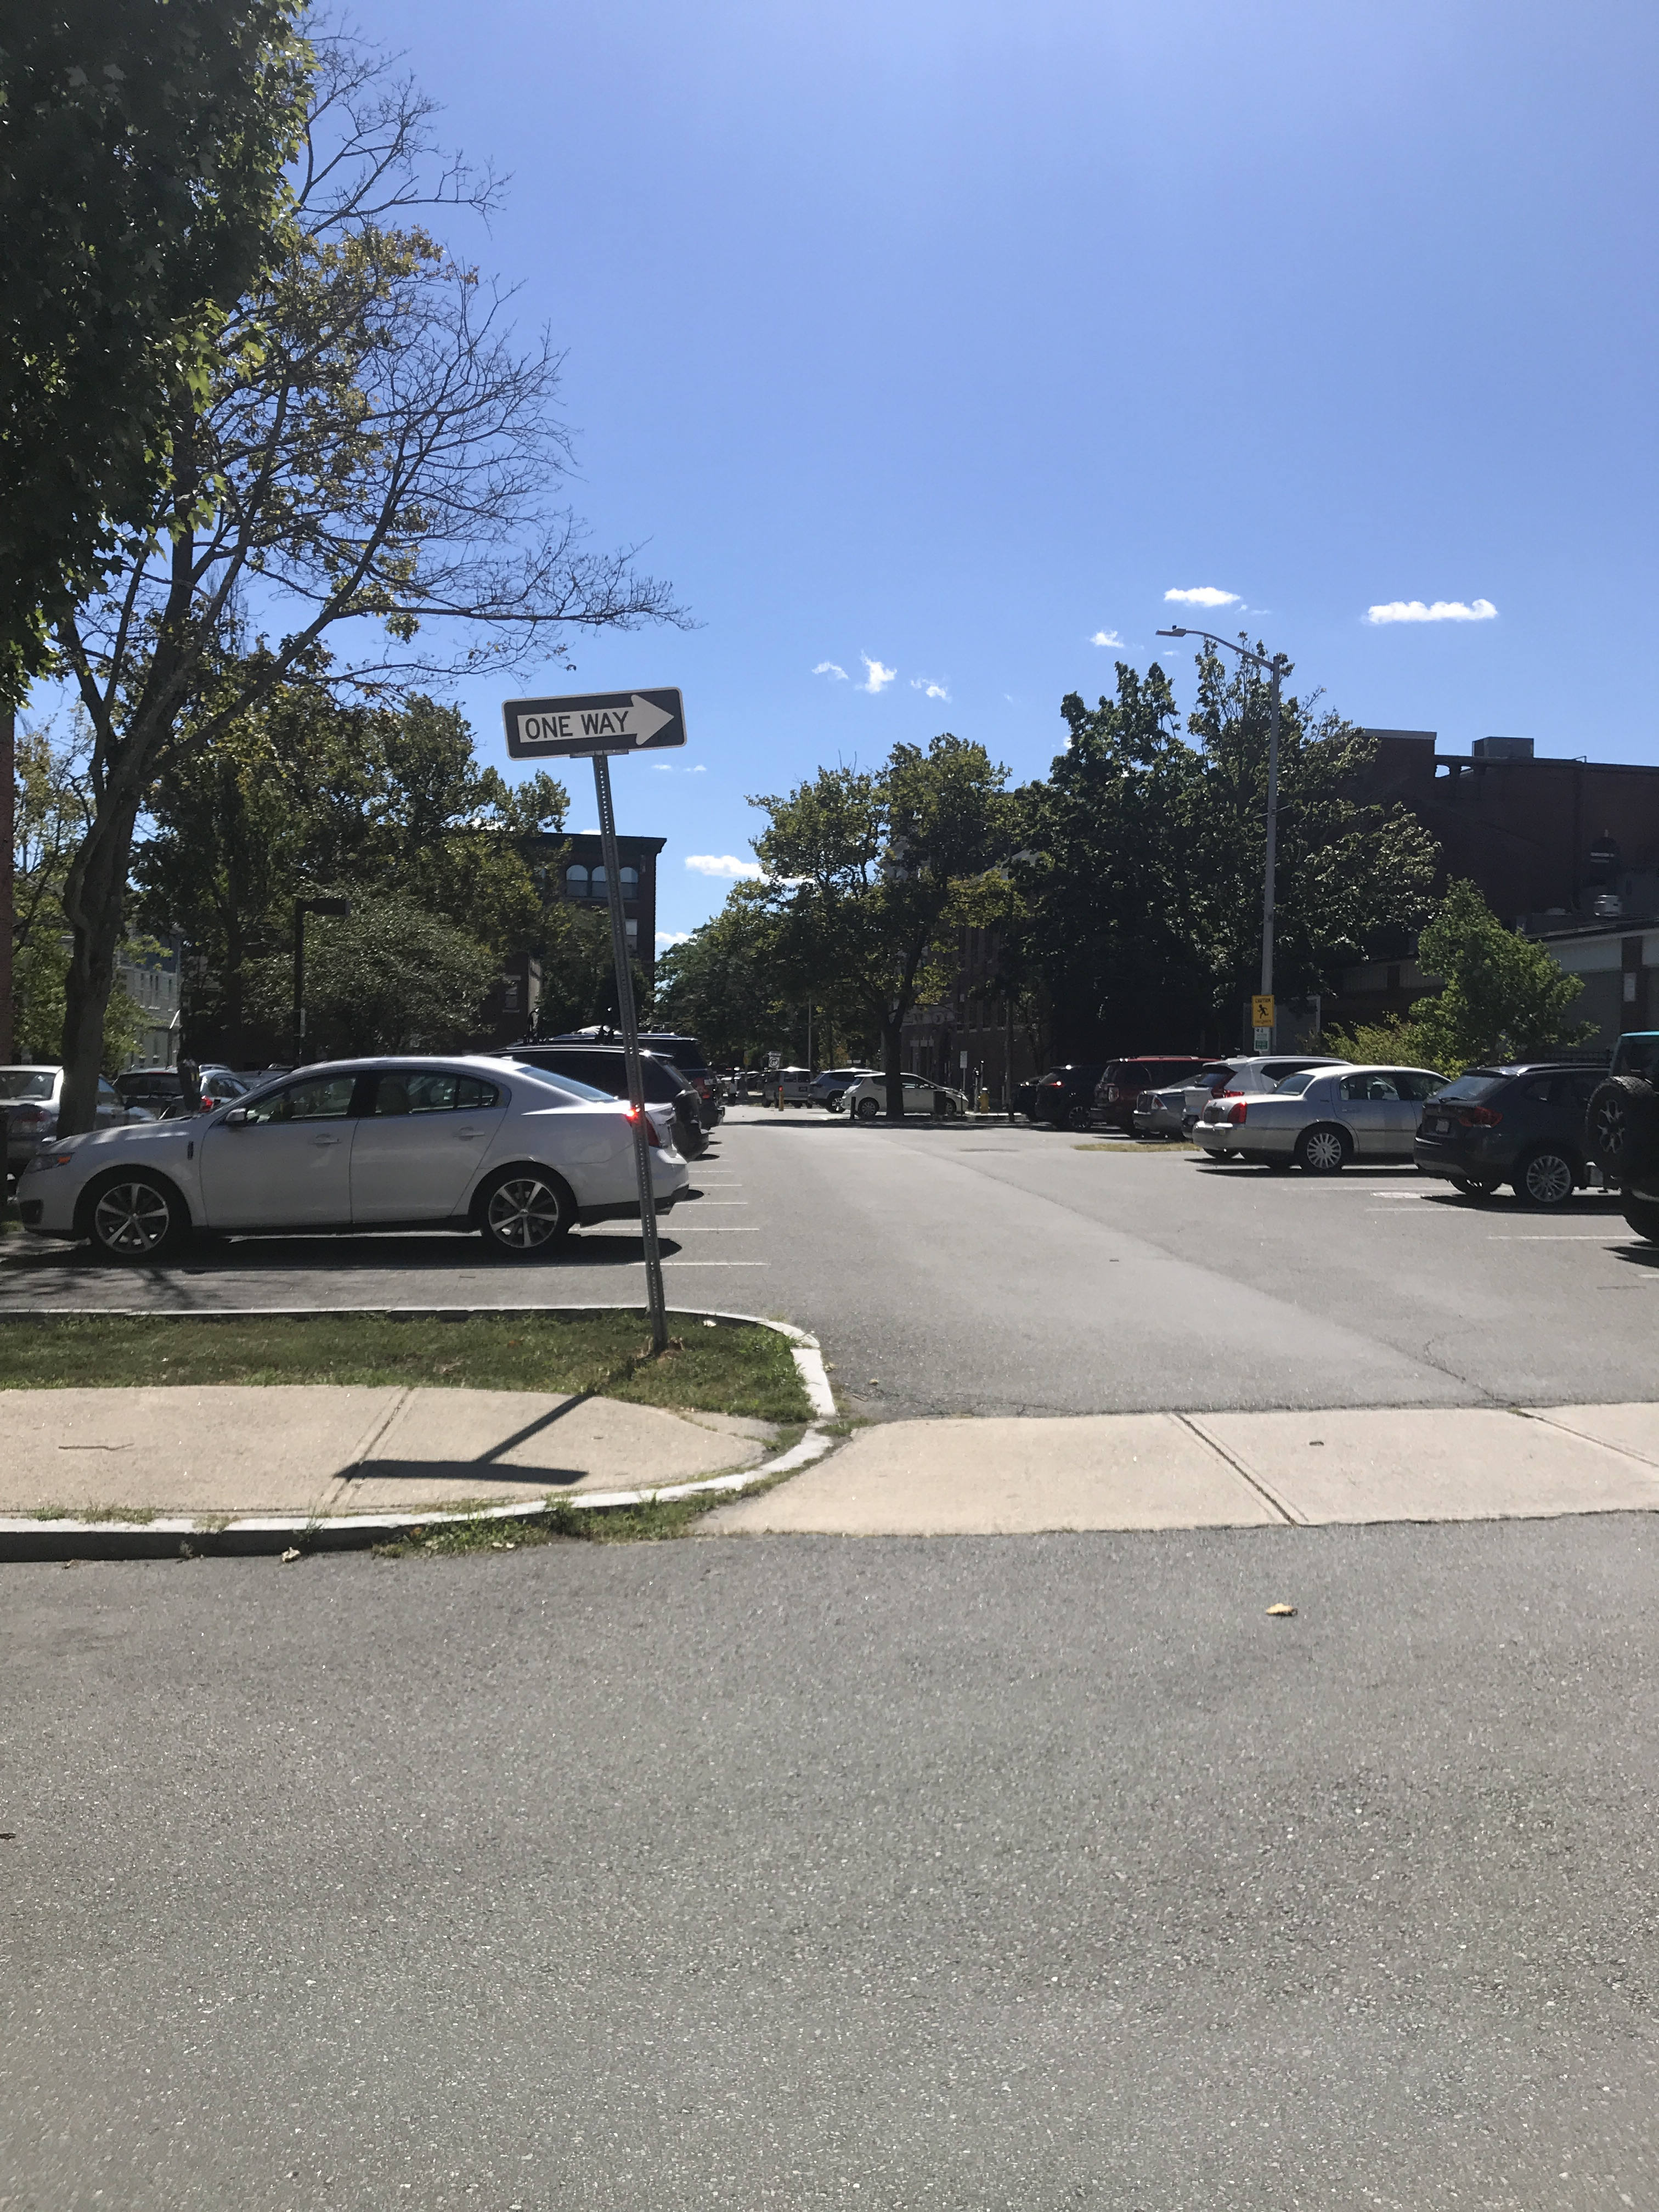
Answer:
[[58, 794, 141, 1133], [883, 1015, 905, 1119]]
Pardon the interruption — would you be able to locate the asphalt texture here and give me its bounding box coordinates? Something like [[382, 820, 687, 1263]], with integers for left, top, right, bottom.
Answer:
[[8, 1520, 1659, 2210], [5, 1108, 1654, 1419]]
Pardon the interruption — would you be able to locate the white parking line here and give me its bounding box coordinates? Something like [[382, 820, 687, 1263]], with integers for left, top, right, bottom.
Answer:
[[1488, 1234, 1627, 1242]]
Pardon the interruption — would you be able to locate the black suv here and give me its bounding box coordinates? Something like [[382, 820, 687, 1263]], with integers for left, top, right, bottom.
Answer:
[[1029, 1064, 1107, 1131], [1588, 1032, 1659, 1242], [492, 1043, 707, 1158], [1414, 1061, 1606, 1205]]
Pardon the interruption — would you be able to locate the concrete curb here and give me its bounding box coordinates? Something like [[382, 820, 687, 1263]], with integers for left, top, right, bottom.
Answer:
[[0, 1307, 838, 1562]]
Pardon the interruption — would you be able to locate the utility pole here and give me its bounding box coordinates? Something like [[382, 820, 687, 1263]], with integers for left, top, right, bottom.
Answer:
[[1158, 625, 1286, 1048]]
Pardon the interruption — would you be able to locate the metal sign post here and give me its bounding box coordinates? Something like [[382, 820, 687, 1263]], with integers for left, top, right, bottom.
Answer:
[[592, 751, 668, 1351], [503, 687, 686, 1352]]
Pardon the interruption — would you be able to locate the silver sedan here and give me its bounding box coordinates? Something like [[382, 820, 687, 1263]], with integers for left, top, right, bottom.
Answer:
[[1193, 1063, 1447, 1171], [16, 1055, 691, 1261]]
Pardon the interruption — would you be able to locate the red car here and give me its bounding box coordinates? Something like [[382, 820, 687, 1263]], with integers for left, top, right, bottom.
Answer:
[[1092, 1057, 1211, 1135]]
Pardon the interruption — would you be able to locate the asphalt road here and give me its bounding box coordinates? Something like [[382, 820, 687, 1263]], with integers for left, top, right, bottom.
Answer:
[[8, 1520, 1659, 2210], [5, 1108, 1654, 1419]]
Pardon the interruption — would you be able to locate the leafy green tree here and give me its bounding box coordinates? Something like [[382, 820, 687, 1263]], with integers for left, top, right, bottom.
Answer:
[[652, 891, 832, 1067], [1181, 645, 1440, 1040], [242, 892, 496, 1056], [0, 0, 306, 696], [750, 735, 1012, 1114], [49, 38, 683, 1131], [10, 724, 142, 1064], [132, 662, 567, 1059], [1326, 881, 1593, 1073]]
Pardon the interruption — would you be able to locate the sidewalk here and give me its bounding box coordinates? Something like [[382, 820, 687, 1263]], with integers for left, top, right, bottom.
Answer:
[[0, 1385, 779, 1522], [707, 1402, 1659, 1534]]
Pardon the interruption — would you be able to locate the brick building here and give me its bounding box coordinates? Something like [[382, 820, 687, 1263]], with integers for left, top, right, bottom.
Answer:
[[473, 830, 667, 1046]]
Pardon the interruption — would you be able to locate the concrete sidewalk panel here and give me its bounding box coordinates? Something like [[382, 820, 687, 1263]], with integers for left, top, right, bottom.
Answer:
[[0, 1385, 403, 1516], [330, 1391, 771, 1509], [1531, 1402, 1659, 1469], [1196, 1406, 1659, 1525], [707, 1414, 1279, 1535]]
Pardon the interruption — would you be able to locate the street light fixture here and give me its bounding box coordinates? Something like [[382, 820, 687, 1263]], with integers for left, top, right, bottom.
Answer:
[[293, 896, 352, 1063], [1158, 624, 1288, 1049]]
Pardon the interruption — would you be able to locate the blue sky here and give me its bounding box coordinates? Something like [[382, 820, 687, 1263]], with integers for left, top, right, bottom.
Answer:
[[346, 0, 1659, 945]]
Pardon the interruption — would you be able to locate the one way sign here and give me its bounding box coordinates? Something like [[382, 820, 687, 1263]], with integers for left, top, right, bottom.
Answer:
[[502, 687, 686, 759]]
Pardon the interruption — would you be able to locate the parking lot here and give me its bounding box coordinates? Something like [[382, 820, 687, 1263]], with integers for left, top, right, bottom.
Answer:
[[6, 1103, 1652, 1420]]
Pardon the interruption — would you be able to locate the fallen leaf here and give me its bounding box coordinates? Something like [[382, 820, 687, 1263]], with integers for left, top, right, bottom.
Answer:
[[280, 1547, 302, 1564], [1266, 1602, 1296, 1617]]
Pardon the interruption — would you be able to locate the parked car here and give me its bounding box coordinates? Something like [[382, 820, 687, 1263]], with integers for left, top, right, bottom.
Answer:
[[15, 1055, 691, 1261], [3, 1065, 154, 1182], [113, 1066, 249, 1117], [1092, 1056, 1211, 1135], [775, 1066, 817, 1106], [1180, 1054, 1348, 1133], [1414, 1061, 1607, 1205], [1585, 1031, 1659, 1187], [492, 1042, 706, 1158], [844, 1074, 970, 1121], [1194, 1062, 1444, 1170], [542, 1028, 724, 1128], [1030, 1064, 1107, 1131], [1010, 1076, 1041, 1120], [1132, 1080, 1193, 1140], [816, 1066, 877, 1111]]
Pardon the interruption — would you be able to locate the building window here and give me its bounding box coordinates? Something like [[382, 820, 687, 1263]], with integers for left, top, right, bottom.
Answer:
[[566, 865, 589, 895], [620, 866, 639, 894], [591, 865, 607, 895]]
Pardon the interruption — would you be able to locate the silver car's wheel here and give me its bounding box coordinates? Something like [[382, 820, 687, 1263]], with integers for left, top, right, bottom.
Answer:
[[479, 1171, 571, 1255], [1296, 1125, 1349, 1175], [855, 1096, 881, 1121], [1517, 1148, 1575, 1207], [89, 1174, 182, 1260]]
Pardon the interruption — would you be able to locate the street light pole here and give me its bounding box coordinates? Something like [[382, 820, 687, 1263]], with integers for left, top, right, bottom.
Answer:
[[1158, 625, 1285, 1046], [292, 896, 352, 1063]]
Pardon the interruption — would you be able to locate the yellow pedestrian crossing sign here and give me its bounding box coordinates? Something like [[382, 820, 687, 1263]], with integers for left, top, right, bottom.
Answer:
[[1251, 995, 1275, 1029]]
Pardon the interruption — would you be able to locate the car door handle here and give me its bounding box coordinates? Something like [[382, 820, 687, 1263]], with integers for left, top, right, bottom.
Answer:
[[310, 1133, 341, 1147], [456, 1126, 479, 1139]]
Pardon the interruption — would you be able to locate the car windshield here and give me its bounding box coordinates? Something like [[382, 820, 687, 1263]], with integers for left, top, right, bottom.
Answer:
[[509, 1064, 612, 1103], [1615, 1036, 1659, 1084], [0, 1069, 56, 1101], [1272, 1069, 1321, 1097], [1436, 1074, 1507, 1103]]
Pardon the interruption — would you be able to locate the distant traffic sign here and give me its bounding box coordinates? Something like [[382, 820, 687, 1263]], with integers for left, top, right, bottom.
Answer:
[[502, 688, 685, 759]]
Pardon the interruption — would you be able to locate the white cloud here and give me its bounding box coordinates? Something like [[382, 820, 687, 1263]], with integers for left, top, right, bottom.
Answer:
[[656, 929, 693, 949], [689, 763, 707, 773], [1164, 586, 1241, 609], [1090, 629, 1125, 648], [651, 761, 674, 770], [859, 654, 897, 695], [812, 660, 848, 680], [1364, 597, 1498, 625], [685, 853, 763, 879], [911, 676, 951, 702]]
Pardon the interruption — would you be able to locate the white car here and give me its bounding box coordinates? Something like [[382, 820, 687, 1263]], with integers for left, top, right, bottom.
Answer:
[[844, 1074, 970, 1121], [15, 1056, 691, 1261], [1192, 1062, 1448, 1171], [1179, 1053, 1348, 1133]]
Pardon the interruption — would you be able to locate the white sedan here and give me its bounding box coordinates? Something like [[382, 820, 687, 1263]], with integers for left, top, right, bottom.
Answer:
[[16, 1056, 691, 1261], [1192, 1062, 1448, 1171], [844, 1074, 970, 1121]]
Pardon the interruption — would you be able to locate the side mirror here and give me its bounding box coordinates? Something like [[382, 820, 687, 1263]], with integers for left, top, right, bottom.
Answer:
[[222, 1106, 251, 1126]]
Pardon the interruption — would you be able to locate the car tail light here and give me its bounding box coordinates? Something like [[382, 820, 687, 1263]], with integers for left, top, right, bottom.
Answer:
[[625, 1107, 663, 1147], [1456, 1105, 1502, 1127], [9, 1104, 48, 1124], [1226, 1102, 1248, 1125]]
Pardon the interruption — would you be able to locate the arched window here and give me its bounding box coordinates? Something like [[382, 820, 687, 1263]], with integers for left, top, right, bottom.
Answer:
[[590, 865, 608, 895], [620, 865, 639, 894], [566, 864, 589, 895]]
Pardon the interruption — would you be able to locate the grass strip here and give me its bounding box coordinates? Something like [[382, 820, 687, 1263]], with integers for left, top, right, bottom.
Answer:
[[0, 1310, 810, 1423]]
